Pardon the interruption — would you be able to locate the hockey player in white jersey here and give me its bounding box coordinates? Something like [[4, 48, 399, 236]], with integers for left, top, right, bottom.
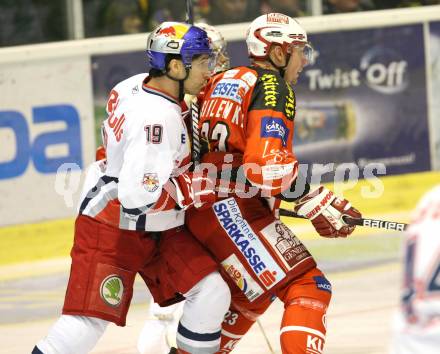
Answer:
[[137, 23, 232, 354], [390, 185, 440, 354], [32, 22, 231, 354]]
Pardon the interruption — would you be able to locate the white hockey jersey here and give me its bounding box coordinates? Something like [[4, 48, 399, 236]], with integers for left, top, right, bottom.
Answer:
[[390, 185, 440, 354], [79, 73, 192, 231]]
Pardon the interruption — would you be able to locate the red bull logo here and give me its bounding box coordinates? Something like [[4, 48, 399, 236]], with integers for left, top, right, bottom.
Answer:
[[157, 24, 188, 39], [158, 26, 176, 37], [142, 173, 159, 192]]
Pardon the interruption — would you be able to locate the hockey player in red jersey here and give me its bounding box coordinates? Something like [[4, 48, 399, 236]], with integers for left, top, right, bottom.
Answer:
[[32, 22, 231, 354], [185, 13, 362, 354]]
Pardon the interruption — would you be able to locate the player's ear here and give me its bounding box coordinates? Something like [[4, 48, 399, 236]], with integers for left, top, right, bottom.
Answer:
[[268, 45, 284, 67], [168, 58, 186, 80]]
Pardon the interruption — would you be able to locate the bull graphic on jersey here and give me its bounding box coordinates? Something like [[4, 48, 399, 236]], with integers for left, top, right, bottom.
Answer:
[[143, 173, 159, 192]]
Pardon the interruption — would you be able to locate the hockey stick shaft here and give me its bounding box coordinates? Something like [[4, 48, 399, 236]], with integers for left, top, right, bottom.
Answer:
[[256, 319, 276, 354], [278, 208, 408, 231], [184, 0, 200, 171], [190, 100, 201, 167], [210, 173, 409, 231], [186, 0, 194, 24]]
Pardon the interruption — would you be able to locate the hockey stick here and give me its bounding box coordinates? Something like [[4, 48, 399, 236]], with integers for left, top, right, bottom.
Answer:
[[256, 319, 276, 354], [189, 99, 201, 168], [184, 0, 202, 171], [185, 0, 194, 24], [278, 208, 408, 231], [211, 169, 409, 232]]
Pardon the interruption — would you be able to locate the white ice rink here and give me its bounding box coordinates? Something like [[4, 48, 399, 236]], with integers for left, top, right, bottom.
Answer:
[[0, 258, 401, 354]]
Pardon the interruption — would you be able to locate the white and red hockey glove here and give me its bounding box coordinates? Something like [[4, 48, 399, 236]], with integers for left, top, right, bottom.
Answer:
[[168, 171, 216, 210], [294, 186, 361, 238]]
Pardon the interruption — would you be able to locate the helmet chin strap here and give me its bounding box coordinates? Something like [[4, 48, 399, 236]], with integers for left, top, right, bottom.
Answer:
[[165, 67, 191, 101]]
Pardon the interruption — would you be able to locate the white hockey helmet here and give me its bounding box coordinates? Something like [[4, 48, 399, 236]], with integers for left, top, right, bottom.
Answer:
[[246, 13, 313, 65], [196, 22, 230, 72]]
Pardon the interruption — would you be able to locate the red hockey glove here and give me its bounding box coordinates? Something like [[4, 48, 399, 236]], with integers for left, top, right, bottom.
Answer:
[[96, 145, 106, 161], [169, 171, 216, 210], [294, 186, 361, 238]]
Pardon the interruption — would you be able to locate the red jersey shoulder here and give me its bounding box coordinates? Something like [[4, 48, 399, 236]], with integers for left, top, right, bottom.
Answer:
[[249, 67, 296, 121], [201, 67, 259, 102]]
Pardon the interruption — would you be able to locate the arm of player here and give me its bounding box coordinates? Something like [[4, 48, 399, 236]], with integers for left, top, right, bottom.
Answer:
[[242, 73, 298, 196], [243, 109, 298, 196]]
